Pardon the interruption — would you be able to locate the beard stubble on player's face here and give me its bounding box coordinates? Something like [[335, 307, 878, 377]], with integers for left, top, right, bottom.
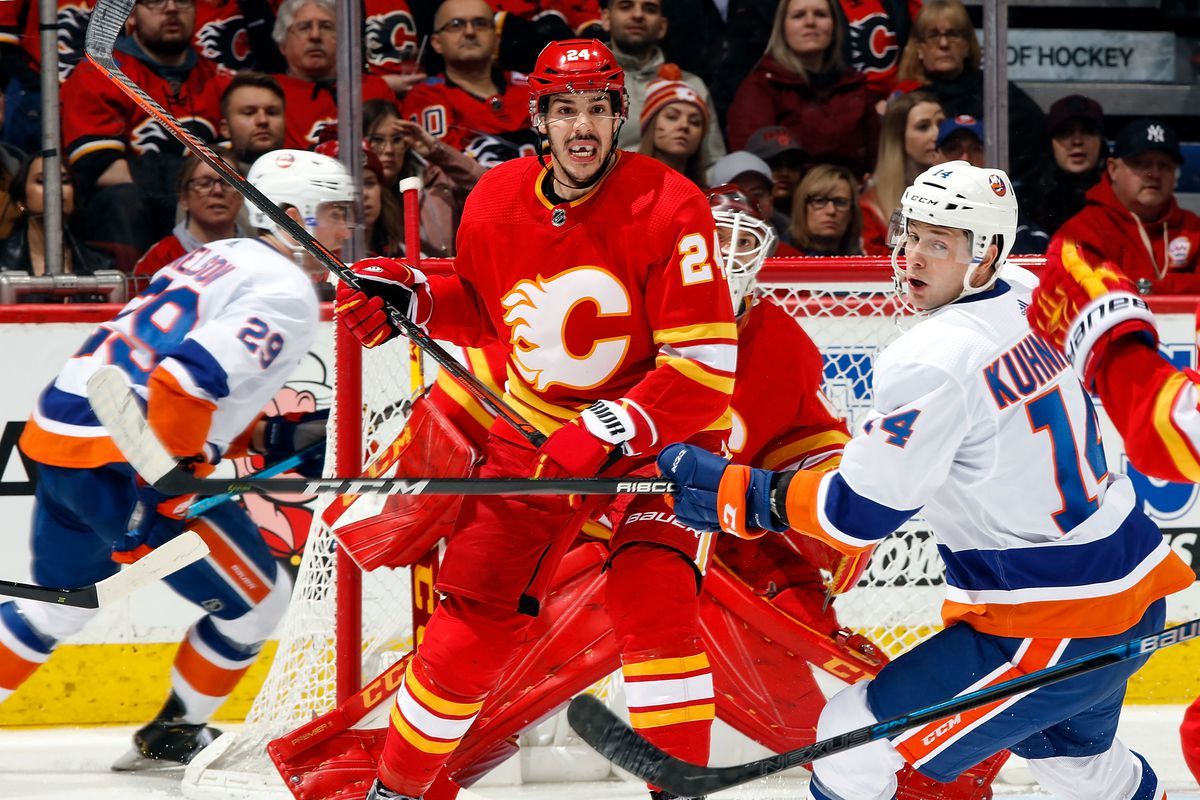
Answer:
[[547, 110, 616, 189]]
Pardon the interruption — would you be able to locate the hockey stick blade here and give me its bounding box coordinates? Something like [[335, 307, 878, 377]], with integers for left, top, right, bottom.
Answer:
[[88, 365, 676, 497], [568, 616, 1200, 797], [0, 531, 208, 608], [84, 0, 543, 448]]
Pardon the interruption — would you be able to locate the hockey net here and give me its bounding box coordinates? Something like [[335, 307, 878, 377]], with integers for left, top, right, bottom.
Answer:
[[182, 261, 955, 798]]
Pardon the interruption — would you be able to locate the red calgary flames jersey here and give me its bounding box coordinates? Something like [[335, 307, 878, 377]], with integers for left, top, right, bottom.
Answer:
[[426, 152, 736, 444], [364, 0, 420, 77], [0, 0, 258, 82], [493, 0, 602, 34], [62, 51, 228, 163], [275, 72, 396, 150], [401, 72, 538, 162], [727, 298, 849, 471]]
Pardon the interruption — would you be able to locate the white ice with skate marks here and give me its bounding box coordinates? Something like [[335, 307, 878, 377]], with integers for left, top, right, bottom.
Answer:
[[0, 705, 1195, 799]]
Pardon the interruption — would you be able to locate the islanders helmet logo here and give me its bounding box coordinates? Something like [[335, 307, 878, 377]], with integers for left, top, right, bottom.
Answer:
[[988, 174, 1007, 197]]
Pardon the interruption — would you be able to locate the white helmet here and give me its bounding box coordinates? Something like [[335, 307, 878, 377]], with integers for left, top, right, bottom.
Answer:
[[894, 161, 1018, 303], [246, 149, 356, 237], [708, 184, 777, 314]]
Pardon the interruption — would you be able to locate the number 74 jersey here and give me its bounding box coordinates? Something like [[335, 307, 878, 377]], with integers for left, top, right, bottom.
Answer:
[[21, 238, 320, 469], [780, 279, 1193, 641]]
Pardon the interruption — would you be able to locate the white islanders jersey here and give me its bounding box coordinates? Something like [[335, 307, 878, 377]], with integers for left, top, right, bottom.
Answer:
[[789, 278, 1192, 639], [22, 238, 320, 467]]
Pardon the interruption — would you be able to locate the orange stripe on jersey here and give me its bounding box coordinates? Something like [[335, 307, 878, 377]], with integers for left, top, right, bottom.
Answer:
[[1153, 372, 1200, 482], [622, 652, 711, 678], [895, 638, 1063, 765], [436, 370, 495, 434], [783, 470, 875, 557], [654, 322, 739, 345], [192, 520, 270, 605], [389, 704, 461, 755], [942, 551, 1195, 638], [173, 638, 249, 697], [146, 368, 217, 458], [17, 416, 127, 469], [655, 354, 735, 395], [761, 430, 850, 471], [629, 703, 716, 729]]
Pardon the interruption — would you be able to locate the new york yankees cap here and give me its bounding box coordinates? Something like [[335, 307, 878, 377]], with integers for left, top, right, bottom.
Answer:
[[1113, 118, 1182, 164]]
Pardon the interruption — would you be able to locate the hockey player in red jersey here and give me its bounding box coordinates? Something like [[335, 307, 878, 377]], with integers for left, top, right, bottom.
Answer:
[[336, 39, 736, 800], [1029, 239, 1200, 786]]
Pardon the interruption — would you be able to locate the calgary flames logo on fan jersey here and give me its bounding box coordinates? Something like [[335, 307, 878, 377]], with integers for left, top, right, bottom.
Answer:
[[57, 4, 94, 82], [131, 116, 217, 156], [196, 15, 254, 72], [845, 12, 899, 75], [365, 9, 418, 68], [502, 267, 631, 392]]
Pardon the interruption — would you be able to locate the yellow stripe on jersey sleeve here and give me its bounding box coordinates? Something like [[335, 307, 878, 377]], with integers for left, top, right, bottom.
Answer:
[[628, 703, 716, 729], [761, 430, 851, 471], [654, 322, 738, 345], [655, 354, 735, 395], [1152, 372, 1200, 482]]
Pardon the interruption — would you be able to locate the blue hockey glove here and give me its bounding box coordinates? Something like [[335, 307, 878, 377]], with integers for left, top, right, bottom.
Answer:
[[113, 484, 192, 564], [657, 443, 784, 539], [261, 409, 328, 479]]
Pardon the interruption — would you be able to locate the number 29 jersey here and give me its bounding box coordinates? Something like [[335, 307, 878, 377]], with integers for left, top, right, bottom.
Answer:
[[21, 239, 319, 469], [782, 279, 1193, 639]]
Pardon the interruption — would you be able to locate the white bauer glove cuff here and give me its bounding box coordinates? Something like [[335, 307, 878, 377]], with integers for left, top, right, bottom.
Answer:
[[579, 399, 658, 457], [1064, 291, 1156, 380]]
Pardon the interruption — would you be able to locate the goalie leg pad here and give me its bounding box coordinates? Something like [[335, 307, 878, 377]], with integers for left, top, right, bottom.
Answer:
[[330, 393, 481, 571], [607, 543, 714, 771]]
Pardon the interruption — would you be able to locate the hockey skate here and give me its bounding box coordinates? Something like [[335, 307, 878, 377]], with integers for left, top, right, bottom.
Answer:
[[365, 778, 421, 800], [111, 691, 223, 772]]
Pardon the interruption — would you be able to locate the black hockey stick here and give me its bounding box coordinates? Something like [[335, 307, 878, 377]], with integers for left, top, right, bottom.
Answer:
[[568, 616, 1200, 797], [0, 531, 209, 608], [86, 366, 676, 498], [83, 0, 544, 448]]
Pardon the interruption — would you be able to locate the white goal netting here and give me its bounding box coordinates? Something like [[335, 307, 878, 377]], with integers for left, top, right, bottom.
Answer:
[[182, 271, 944, 798]]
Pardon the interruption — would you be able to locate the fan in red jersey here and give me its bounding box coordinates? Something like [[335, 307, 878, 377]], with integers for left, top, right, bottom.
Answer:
[[337, 37, 738, 800], [401, 0, 540, 164], [1030, 240, 1200, 787]]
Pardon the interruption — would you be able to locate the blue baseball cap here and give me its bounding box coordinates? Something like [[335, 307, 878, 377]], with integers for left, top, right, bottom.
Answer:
[[937, 115, 984, 149]]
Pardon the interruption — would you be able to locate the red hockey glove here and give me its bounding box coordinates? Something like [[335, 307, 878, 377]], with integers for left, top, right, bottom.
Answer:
[[534, 399, 656, 479], [1029, 241, 1157, 389], [334, 258, 431, 348]]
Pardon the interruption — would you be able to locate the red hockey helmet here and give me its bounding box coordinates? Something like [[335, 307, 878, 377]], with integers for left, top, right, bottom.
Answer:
[[527, 39, 628, 124]]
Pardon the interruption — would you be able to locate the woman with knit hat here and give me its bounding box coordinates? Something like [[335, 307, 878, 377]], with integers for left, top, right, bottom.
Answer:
[[638, 65, 710, 186]]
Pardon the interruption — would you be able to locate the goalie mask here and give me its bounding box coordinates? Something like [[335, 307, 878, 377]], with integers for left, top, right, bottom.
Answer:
[[709, 184, 776, 314], [247, 149, 356, 239], [891, 161, 1018, 309]]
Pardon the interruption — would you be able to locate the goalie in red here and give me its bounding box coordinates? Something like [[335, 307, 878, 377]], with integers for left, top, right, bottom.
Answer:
[[1029, 239, 1200, 787], [335, 39, 737, 800]]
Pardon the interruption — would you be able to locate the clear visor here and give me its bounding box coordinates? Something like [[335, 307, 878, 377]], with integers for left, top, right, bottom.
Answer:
[[541, 93, 619, 125], [312, 200, 358, 230], [892, 215, 974, 264]]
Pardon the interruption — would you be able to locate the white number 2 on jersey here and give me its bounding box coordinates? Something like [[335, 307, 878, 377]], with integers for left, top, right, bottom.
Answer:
[[678, 233, 714, 286]]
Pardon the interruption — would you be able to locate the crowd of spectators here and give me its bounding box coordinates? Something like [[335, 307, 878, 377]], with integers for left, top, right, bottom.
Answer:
[[0, 0, 1197, 302]]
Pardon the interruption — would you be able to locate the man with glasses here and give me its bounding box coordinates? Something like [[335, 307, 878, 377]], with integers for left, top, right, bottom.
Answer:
[[337, 39, 736, 800], [401, 0, 539, 165], [1050, 118, 1200, 295], [270, 0, 393, 149], [60, 0, 227, 271]]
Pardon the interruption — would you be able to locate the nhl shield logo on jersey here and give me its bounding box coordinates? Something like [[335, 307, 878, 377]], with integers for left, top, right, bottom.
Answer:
[[502, 267, 632, 391]]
